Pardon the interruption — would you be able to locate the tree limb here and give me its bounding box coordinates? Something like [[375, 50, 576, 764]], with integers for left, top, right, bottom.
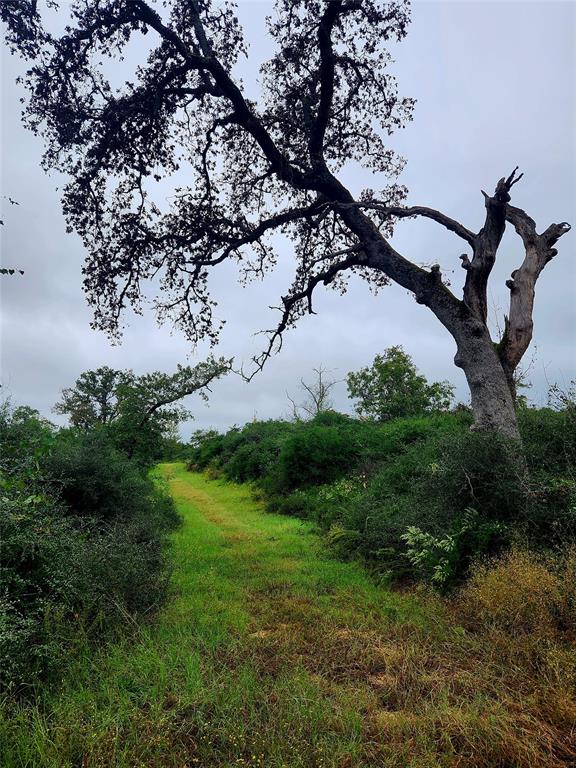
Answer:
[[343, 201, 476, 245], [250, 251, 363, 377], [463, 167, 524, 322], [498, 206, 571, 385]]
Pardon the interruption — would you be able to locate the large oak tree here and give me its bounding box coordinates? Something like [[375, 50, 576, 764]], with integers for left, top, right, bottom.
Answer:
[[2, 0, 571, 438]]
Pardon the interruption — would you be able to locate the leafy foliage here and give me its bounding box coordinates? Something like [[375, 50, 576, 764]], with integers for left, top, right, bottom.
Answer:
[[1, 0, 412, 350], [55, 358, 231, 464], [0, 403, 179, 693], [54, 367, 131, 429], [191, 404, 575, 589], [273, 425, 359, 492], [401, 512, 505, 589], [346, 346, 454, 421], [2, 1, 572, 443]]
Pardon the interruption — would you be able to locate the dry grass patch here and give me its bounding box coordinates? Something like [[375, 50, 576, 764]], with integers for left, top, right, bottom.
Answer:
[[243, 565, 576, 767]]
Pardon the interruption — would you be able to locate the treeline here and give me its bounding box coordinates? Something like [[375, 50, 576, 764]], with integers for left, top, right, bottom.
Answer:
[[188, 392, 576, 590]]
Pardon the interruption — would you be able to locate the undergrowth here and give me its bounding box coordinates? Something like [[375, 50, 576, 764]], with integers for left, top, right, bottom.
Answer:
[[188, 406, 576, 588], [2, 467, 573, 767]]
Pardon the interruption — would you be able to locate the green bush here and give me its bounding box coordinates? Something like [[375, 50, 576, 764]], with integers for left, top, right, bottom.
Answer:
[[0, 490, 85, 689], [272, 425, 359, 493], [0, 404, 180, 694], [0, 402, 55, 481], [401, 511, 506, 589], [519, 407, 576, 476], [267, 488, 318, 518], [41, 430, 179, 529], [220, 420, 293, 481], [187, 429, 226, 471]]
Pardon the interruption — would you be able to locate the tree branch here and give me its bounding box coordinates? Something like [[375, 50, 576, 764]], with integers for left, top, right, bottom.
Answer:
[[309, 1, 343, 163], [138, 359, 232, 429], [463, 167, 524, 322], [345, 201, 475, 246], [498, 206, 571, 385], [128, 0, 310, 188], [250, 252, 362, 378]]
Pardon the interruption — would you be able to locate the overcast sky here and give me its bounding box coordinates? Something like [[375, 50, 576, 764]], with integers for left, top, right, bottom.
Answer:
[[1, 0, 575, 438]]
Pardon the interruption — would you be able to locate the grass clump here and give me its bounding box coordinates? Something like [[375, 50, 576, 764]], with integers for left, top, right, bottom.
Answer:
[[456, 547, 576, 639]]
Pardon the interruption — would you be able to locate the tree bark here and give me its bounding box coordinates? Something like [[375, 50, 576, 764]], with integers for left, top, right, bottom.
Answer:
[[453, 323, 520, 439]]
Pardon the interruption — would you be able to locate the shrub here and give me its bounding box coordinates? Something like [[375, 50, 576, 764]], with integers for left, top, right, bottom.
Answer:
[[326, 524, 363, 559], [0, 402, 55, 481], [401, 511, 506, 589], [340, 430, 528, 581], [187, 429, 225, 471], [456, 548, 576, 640], [0, 405, 179, 694], [272, 425, 359, 492], [220, 420, 293, 482], [519, 406, 576, 476], [41, 430, 180, 529], [0, 489, 86, 689], [268, 489, 314, 518], [419, 431, 528, 524], [310, 410, 353, 427], [1, 480, 177, 693]]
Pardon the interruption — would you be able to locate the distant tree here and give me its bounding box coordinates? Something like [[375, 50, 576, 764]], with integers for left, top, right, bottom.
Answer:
[[0, 401, 54, 477], [55, 358, 231, 462], [287, 365, 340, 420], [346, 346, 454, 421], [3, 1, 570, 439], [54, 367, 131, 430]]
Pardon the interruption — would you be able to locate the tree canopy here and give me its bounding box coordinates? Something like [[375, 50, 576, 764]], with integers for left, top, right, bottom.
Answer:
[[346, 346, 454, 422], [54, 357, 231, 461]]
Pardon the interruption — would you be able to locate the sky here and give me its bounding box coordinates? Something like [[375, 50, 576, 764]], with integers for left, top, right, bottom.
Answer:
[[1, 0, 575, 438]]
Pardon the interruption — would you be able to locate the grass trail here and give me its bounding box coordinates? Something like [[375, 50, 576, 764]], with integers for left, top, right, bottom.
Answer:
[[2, 464, 573, 767]]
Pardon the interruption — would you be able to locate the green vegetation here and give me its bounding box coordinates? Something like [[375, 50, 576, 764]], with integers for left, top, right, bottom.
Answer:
[[2, 465, 574, 767], [188, 404, 576, 589], [54, 360, 230, 465], [3, 359, 575, 766], [347, 345, 454, 421], [0, 403, 179, 693]]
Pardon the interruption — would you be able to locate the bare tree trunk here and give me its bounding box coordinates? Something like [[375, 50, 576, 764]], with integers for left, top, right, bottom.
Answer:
[[453, 325, 520, 439]]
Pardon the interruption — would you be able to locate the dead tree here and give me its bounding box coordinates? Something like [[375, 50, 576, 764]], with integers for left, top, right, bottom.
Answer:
[[287, 365, 340, 419]]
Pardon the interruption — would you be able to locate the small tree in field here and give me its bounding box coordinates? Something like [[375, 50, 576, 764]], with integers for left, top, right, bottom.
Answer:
[[347, 346, 453, 421], [2, 0, 571, 439]]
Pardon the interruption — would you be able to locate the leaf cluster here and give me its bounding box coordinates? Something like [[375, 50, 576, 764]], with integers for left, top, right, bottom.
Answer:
[[346, 345, 454, 421]]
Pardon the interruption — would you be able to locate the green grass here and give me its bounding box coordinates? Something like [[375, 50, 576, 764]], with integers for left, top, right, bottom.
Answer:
[[1, 464, 573, 767]]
